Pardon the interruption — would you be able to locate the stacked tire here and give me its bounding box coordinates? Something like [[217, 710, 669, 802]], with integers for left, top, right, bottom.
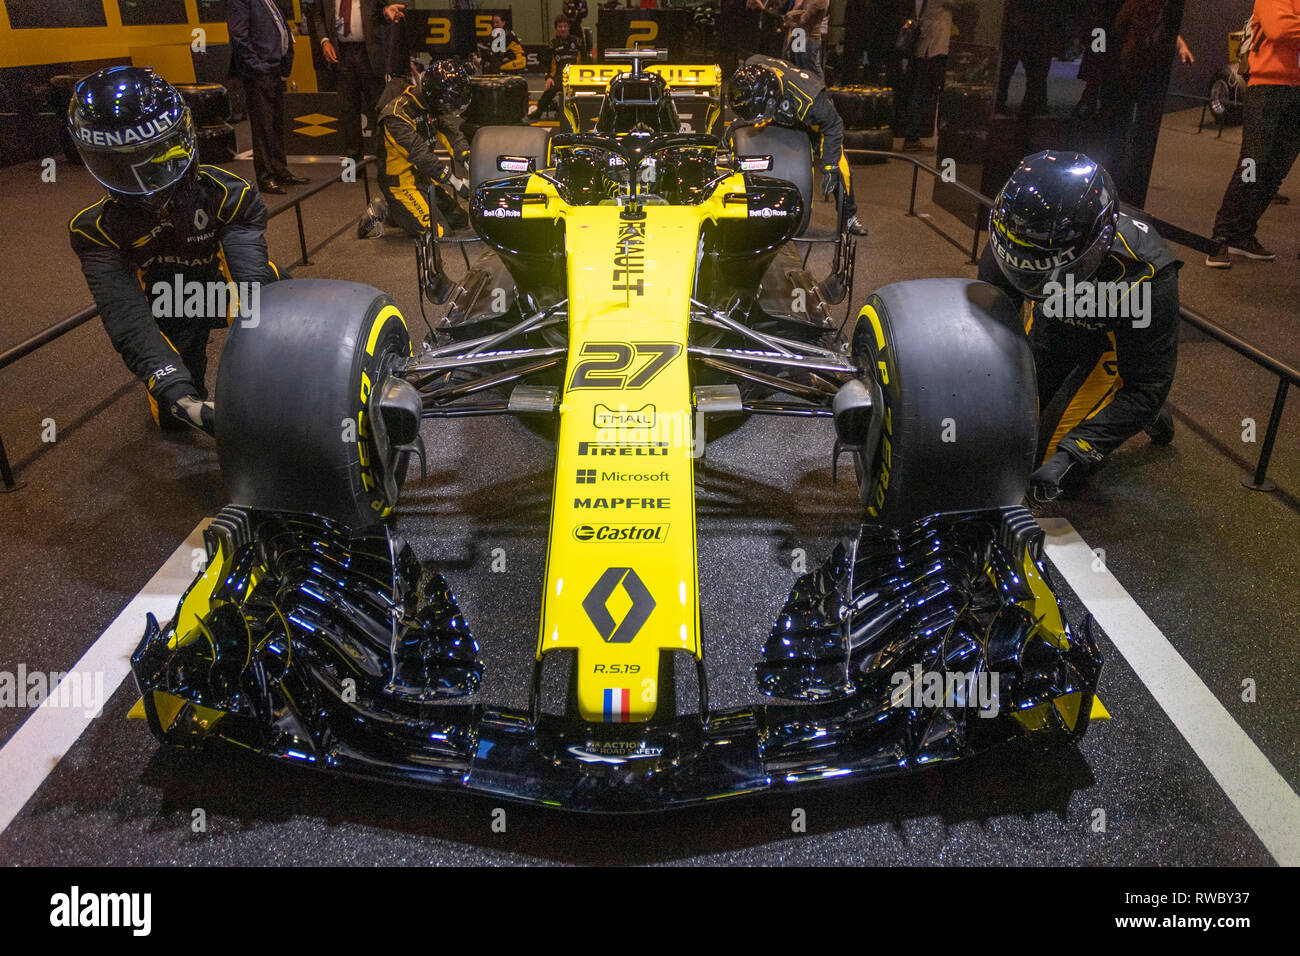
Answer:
[[48, 74, 87, 165], [175, 83, 237, 165], [829, 86, 893, 163], [464, 75, 529, 141], [936, 84, 993, 165]]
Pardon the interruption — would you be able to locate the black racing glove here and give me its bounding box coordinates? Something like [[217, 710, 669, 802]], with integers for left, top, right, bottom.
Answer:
[[1028, 450, 1076, 504], [170, 391, 216, 436], [820, 167, 841, 199], [432, 164, 470, 200]]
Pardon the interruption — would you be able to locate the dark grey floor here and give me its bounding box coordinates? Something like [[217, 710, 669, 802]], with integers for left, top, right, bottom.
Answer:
[[0, 104, 1295, 865]]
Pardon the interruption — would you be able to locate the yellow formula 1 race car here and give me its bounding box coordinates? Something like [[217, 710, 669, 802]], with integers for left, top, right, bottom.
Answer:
[[130, 51, 1102, 811]]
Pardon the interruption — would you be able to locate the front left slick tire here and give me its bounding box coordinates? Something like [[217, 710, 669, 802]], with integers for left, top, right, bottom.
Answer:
[[215, 279, 413, 530]]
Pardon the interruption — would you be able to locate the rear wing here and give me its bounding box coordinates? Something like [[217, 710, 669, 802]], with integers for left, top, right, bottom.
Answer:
[[561, 63, 722, 136]]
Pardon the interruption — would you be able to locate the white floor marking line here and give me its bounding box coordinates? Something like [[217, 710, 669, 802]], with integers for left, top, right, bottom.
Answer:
[[1039, 517, 1300, 867], [0, 522, 207, 837]]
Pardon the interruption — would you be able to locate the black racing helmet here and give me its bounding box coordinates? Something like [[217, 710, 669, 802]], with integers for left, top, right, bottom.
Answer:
[[68, 66, 195, 198], [420, 59, 471, 114], [988, 150, 1118, 300], [726, 63, 780, 124]]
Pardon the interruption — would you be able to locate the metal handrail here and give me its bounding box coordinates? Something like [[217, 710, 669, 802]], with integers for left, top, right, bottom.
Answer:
[[0, 159, 374, 490], [849, 146, 1293, 492]]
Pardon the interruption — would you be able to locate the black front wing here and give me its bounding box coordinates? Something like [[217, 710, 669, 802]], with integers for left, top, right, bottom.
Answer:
[[130, 506, 1102, 812]]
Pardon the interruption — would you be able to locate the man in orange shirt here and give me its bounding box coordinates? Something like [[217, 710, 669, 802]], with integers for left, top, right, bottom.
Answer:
[[1206, 0, 1300, 267]]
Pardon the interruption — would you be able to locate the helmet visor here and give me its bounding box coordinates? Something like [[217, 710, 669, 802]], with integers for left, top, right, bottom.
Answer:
[[729, 85, 771, 123], [988, 206, 1116, 300], [440, 83, 471, 114], [77, 111, 196, 196]]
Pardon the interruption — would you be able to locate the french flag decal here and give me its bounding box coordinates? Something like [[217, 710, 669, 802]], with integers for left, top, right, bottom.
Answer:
[[603, 688, 631, 723]]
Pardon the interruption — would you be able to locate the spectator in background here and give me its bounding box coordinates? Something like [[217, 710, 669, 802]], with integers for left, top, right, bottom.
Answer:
[[996, 0, 1053, 118], [900, 0, 955, 151], [227, 0, 310, 194], [305, 2, 408, 164], [747, 0, 789, 57], [1206, 0, 1300, 267], [565, 0, 597, 59], [782, 0, 830, 78], [1079, 0, 1182, 206]]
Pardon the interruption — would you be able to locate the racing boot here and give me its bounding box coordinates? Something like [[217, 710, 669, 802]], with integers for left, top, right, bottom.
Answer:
[[357, 197, 389, 239], [1144, 405, 1175, 445]]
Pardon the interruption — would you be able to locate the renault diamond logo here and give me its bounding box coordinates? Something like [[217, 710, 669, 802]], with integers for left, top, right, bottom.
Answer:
[[583, 567, 655, 643], [294, 112, 338, 137]]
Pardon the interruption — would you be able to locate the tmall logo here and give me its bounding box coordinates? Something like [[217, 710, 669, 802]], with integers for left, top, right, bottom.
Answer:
[[582, 568, 655, 643]]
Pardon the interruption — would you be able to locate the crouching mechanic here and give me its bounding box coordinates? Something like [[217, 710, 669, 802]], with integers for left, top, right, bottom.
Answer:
[[361, 59, 472, 239], [727, 54, 867, 235], [979, 150, 1181, 503], [68, 66, 281, 435]]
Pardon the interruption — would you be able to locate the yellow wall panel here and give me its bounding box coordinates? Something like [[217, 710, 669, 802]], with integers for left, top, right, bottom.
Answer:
[[129, 43, 197, 84]]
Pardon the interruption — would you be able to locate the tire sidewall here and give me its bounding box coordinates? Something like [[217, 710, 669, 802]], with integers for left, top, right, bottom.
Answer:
[[351, 303, 412, 524], [216, 281, 412, 530], [853, 295, 900, 520]]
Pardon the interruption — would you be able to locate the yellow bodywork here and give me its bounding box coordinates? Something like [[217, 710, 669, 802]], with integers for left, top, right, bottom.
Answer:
[[518, 172, 749, 722]]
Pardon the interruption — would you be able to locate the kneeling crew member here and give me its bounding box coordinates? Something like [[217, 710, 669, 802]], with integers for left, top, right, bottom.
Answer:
[[727, 54, 867, 236], [68, 66, 280, 435], [979, 150, 1181, 503], [362, 59, 472, 239]]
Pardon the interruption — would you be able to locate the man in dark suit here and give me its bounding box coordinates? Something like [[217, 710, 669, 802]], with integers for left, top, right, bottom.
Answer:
[[228, 0, 311, 194], [305, 1, 409, 161]]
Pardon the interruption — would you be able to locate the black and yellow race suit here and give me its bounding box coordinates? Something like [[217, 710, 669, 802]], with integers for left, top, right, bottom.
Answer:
[[377, 85, 468, 238], [535, 33, 587, 115], [744, 53, 856, 219], [485, 28, 526, 73], [69, 164, 279, 426], [979, 212, 1182, 467]]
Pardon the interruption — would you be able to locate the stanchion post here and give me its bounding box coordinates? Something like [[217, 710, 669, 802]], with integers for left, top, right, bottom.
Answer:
[[908, 164, 919, 216], [0, 429, 19, 492], [295, 202, 310, 266], [1242, 377, 1289, 492]]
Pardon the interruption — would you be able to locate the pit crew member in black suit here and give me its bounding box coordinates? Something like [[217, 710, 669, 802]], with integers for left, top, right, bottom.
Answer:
[[359, 59, 472, 239], [528, 14, 589, 121], [68, 67, 281, 435], [978, 150, 1181, 503], [728, 54, 868, 236]]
